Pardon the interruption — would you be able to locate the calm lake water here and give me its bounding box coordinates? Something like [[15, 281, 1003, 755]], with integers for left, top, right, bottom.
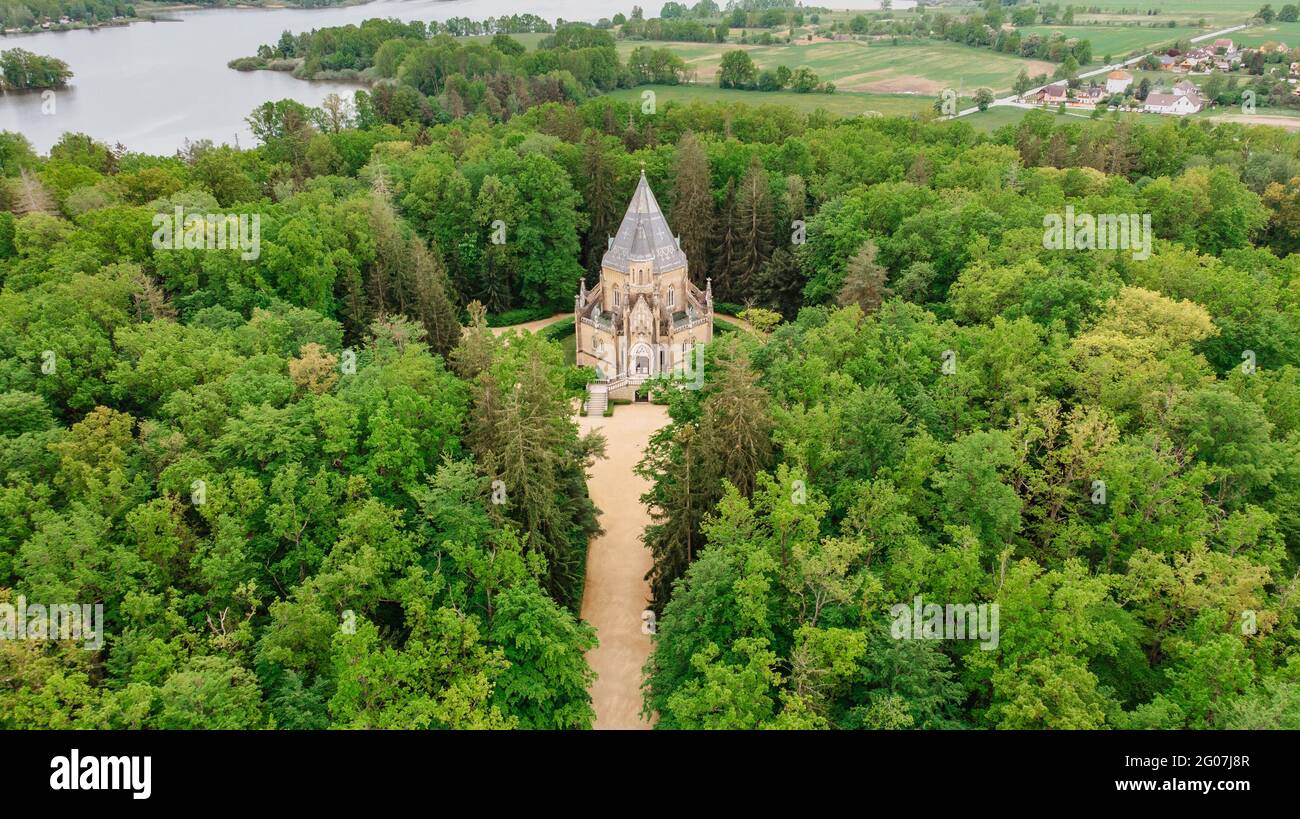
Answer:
[[0, 0, 903, 154]]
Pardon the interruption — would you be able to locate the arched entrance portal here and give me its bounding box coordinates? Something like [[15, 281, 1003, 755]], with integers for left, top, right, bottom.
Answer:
[[630, 342, 653, 377]]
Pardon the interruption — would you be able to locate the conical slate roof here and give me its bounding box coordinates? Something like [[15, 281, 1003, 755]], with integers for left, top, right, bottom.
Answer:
[[602, 170, 688, 274]]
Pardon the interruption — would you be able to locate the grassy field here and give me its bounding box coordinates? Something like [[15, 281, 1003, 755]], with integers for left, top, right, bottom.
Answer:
[[962, 104, 1181, 133], [1073, 1, 1259, 28], [1231, 21, 1300, 48], [620, 38, 1058, 95], [958, 105, 1109, 133], [604, 83, 940, 118], [1018, 24, 1203, 57]]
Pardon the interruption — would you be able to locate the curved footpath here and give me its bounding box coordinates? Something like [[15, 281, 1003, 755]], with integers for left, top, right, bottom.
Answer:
[[577, 403, 669, 729], [488, 313, 569, 336]]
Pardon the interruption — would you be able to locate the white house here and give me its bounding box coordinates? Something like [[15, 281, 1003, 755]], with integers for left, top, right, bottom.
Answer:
[[1105, 70, 1133, 94], [1144, 91, 1204, 115]]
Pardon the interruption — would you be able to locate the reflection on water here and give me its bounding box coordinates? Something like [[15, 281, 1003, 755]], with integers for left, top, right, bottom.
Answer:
[[0, 0, 901, 154]]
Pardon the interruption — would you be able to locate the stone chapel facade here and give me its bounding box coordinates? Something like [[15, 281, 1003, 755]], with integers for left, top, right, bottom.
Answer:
[[574, 169, 712, 399]]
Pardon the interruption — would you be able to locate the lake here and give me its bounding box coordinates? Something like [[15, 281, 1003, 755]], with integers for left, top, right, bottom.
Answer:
[[0, 0, 905, 154]]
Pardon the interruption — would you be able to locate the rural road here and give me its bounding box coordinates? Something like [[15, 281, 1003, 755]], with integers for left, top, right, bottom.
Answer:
[[948, 23, 1250, 119], [1206, 113, 1300, 129], [577, 402, 669, 730]]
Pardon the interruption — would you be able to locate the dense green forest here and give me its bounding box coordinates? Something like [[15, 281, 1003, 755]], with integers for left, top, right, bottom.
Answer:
[[234, 21, 691, 121], [0, 70, 1297, 727]]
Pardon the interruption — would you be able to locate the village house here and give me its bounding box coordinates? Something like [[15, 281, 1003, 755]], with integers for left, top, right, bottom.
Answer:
[[1214, 38, 1238, 57], [1105, 69, 1133, 94], [1178, 47, 1221, 73], [1032, 82, 1107, 109], [1077, 84, 1108, 106], [1036, 83, 1071, 105], [1144, 88, 1205, 116]]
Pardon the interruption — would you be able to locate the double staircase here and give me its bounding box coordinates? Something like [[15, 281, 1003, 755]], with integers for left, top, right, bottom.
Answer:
[[586, 383, 609, 416]]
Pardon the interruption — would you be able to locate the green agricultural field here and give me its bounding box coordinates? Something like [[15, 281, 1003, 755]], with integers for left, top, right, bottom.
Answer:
[[616, 39, 731, 72], [632, 38, 1060, 95], [962, 104, 1177, 133], [1018, 24, 1203, 57], [1074, 0, 1261, 27], [604, 83, 940, 118], [959, 105, 1105, 133], [1231, 21, 1300, 48]]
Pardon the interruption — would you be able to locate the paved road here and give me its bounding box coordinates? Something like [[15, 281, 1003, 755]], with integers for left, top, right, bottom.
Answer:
[[577, 402, 669, 729]]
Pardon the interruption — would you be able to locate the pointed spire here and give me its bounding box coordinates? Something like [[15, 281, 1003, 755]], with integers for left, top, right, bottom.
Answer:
[[601, 170, 687, 273]]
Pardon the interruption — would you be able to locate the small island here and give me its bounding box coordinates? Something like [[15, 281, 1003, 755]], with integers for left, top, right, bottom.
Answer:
[[0, 48, 72, 91]]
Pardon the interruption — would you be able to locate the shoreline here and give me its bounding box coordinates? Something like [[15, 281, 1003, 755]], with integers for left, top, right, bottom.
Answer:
[[0, 0, 373, 39]]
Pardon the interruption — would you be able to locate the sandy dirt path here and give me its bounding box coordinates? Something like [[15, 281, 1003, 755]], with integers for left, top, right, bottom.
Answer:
[[578, 402, 670, 729], [1205, 114, 1300, 130], [489, 313, 569, 337]]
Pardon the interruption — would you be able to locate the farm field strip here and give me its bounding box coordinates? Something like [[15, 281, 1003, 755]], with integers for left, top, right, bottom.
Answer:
[[623, 38, 1061, 94]]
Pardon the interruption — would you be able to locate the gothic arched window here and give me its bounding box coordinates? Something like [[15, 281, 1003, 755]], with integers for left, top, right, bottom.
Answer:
[[667, 287, 675, 308]]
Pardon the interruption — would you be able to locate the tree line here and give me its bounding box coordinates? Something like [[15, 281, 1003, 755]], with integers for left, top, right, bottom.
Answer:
[[235, 21, 687, 125]]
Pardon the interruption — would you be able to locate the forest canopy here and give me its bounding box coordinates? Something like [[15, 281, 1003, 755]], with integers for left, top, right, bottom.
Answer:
[[0, 82, 1297, 728]]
